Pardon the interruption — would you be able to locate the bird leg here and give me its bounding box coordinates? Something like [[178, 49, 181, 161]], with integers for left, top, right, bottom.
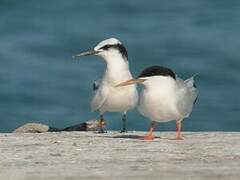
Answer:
[[143, 121, 156, 140], [97, 115, 106, 133], [120, 113, 127, 133], [172, 120, 184, 140]]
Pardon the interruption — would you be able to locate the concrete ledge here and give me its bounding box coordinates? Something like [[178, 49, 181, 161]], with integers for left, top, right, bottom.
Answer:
[[0, 132, 240, 180]]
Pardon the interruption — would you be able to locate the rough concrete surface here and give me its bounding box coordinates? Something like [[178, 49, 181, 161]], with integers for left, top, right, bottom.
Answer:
[[0, 132, 240, 180]]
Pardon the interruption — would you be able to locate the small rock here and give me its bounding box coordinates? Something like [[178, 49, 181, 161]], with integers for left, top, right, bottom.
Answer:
[[13, 123, 49, 133]]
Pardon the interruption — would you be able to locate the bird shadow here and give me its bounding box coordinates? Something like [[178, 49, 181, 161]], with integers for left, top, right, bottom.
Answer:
[[110, 134, 184, 141], [111, 134, 161, 141], [93, 132, 183, 141]]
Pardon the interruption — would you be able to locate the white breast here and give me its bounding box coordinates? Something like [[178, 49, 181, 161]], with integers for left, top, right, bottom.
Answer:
[[100, 83, 138, 113], [92, 57, 138, 114], [138, 76, 181, 122]]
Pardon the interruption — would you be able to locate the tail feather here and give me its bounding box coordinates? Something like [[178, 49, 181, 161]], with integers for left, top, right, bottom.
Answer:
[[184, 73, 199, 88], [185, 73, 199, 104]]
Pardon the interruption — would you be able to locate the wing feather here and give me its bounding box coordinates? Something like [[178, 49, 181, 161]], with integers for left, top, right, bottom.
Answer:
[[90, 81, 109, 112]]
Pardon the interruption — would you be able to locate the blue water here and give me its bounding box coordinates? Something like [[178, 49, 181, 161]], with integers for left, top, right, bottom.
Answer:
[[0, 1, 239, 132]]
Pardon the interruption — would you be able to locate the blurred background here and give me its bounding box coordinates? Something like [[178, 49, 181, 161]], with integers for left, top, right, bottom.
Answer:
[[0, 0, 239, 132]]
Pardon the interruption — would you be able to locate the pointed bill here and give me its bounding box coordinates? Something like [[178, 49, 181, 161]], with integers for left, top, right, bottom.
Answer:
[[72, 50, 99, 59], [115, 79, 145, 87]]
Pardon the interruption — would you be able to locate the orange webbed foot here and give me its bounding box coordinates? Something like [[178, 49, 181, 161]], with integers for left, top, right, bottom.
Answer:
[[170, 135, 184, 140], [97, 119, 106, 133], [142, 133, 155, 141], [175, 137, 184, 140], [97, 120, 106, 128], [140, 121, 157, 141]]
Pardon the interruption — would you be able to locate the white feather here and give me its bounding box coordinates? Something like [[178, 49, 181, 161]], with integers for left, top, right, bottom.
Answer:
[[138, 75, 198, 122], [90, 38, 138, 115]]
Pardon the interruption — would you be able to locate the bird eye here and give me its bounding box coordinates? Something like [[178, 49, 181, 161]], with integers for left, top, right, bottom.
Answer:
[[100, 45, 111, 50]]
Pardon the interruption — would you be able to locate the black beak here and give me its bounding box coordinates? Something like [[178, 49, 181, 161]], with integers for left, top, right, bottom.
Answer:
[[72, 50, 99, 59]]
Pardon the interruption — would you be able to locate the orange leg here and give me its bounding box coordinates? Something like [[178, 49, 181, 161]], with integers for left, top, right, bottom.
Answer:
[[97, 115, 106, 133], [175, 120, 184, 140], [143, 121, 156, 140]]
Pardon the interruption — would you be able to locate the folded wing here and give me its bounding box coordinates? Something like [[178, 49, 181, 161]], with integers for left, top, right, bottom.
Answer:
[[91, 80, 109, 112]]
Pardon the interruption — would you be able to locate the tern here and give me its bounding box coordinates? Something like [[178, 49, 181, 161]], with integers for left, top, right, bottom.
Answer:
[[73, 38, 138, 133], [116, 65, 198, 140]]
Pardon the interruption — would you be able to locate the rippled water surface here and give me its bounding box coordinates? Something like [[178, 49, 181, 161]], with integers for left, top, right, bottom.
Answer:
[[0, 1, 239, 132]]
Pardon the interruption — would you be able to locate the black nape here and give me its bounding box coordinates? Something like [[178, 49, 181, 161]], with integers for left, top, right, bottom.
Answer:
[[137, 65, 176, 79], [100, 43, 128, 60]]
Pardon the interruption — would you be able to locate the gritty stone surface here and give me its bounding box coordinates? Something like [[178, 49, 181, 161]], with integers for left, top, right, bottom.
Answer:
[[0, 132, 240, 180]]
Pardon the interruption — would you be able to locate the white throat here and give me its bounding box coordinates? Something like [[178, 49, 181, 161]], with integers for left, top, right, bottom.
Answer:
[[100, 52, 132, 84]]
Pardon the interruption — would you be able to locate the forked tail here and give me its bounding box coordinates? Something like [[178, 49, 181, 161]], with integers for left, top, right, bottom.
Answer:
[[185, 73, 199, 104]]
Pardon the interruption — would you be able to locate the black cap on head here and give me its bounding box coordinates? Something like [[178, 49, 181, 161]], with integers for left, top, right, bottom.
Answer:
[[137, 65, 176, 80]]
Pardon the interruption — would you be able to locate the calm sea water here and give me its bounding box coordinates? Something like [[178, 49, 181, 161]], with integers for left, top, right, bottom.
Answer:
[[0, 1, 239, 132]]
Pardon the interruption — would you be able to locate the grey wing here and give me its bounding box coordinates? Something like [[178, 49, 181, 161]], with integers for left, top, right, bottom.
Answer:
[[90, 80, 109, 112], [176, 76, 198, 118]]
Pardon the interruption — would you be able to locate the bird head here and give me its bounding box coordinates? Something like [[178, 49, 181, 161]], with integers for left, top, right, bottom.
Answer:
[[115, 66, 176, 87], [73, 38, 128, 61]]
